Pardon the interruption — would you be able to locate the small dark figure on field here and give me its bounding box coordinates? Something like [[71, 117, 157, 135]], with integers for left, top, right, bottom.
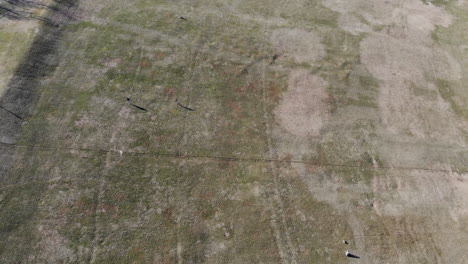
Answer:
[[271, 54, 280, 64], [179, 16, 188, 21], [343, 240, 348, 244]]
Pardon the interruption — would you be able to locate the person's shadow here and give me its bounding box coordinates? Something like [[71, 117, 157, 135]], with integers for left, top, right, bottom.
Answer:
[[347, 253, 360, 259], [127, 98, 147, 112]]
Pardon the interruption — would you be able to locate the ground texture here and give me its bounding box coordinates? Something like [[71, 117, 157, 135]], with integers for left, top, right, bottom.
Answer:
[[0, 0, 467, 263]]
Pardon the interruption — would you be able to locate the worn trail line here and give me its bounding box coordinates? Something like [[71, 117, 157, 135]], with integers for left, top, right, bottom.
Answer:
[[90, 151, 110, 263], [260, 64, 298, 263], [0, 142, 466, 174]]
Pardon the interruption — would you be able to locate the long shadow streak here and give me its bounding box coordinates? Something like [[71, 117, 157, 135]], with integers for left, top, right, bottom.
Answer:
[[347, 253, 361, 259], [176, 98, 194, 111], [0, 105, 23, 120], [126, 98, 148, 112], [0, 1, 79, 260], [131, 104, 147, 112]]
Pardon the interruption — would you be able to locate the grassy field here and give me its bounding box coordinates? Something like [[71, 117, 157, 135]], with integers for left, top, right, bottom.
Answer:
[[0, 0, 467, 263]]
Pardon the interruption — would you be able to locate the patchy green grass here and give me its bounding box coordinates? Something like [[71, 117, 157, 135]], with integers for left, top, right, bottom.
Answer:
[[0, 26, 38, 95], [432, 3, 468, 121], [422, 0, 450, 7], [436, 79, 468, 118]]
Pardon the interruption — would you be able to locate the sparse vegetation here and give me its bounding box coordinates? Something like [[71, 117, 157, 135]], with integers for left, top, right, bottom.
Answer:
[[0, 0, 467, 263]]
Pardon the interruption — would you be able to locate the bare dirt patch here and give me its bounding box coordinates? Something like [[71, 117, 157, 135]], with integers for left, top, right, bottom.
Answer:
[[359, 18, 466, 144], [361, 34, 461, 83], [361, 34, 465, 142], [274, 69, 329, 138], [337, 14, 372, 36]]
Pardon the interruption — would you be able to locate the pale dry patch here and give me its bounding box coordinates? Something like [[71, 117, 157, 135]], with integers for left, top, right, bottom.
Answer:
[[289, 164, 371, 211], [74, 114, 99, 128], [336, 0, 468, 144], [91, 96, 117, 113], [371, 169, 468, 263], [361, 33, 465, 143], [271, 28, 324, 65], [322, 0, 452, 40], [394, 0, 451, 42], [361, 34, 460, 83], [36, 226, 75, 262], [205, 242, 227, 258], [372, 170, 467, 220], [452, 172, 468, 221], [0, 19, 38, 34], [337, 14, 372, 36], [317, 0, 466, 144], [274, 69, 329, 138], [79, 0, 109, 23], [101, 58, 122, 68]]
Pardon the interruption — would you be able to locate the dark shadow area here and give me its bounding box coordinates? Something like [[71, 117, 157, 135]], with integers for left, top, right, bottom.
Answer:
[[132, 104, 148, 111], [347, 253, 361, 259], [127, 97, 148, 112], [270, 53, 280, 64], [0, 105, 23, 120], [0, 0, 79, 147], [0, 1, 79, 260], [0, 144, 15, 178], [0, 0, 77, 25]]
